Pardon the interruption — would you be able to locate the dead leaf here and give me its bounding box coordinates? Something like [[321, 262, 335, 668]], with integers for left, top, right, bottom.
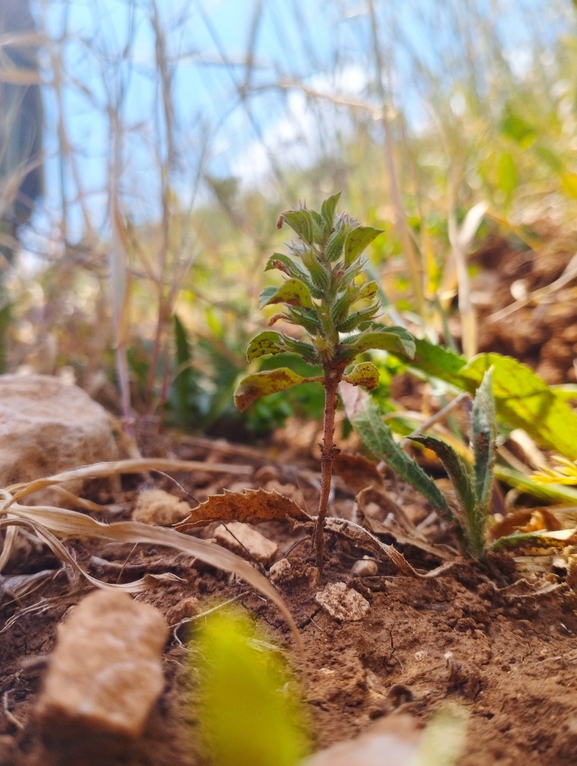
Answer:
[[489, 508, 564, 542], [333, 453, 385, 493], [176, 488, 311, 532], [325, 518, 455, 579]]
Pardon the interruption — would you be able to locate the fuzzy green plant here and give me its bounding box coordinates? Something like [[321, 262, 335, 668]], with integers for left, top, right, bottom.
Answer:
[[234, 193, 415, 568], [410, 369, 497, 559]]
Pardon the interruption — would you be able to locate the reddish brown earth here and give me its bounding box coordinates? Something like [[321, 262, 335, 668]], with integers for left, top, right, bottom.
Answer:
[[1, 233, 577, 766]]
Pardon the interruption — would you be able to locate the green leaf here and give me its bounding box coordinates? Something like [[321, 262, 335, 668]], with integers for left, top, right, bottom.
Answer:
[[351, 400, 449, 513], [339, 327, 416, 361], [411, 434, 483, 556], [259, 286, 280, 309], [335, 304, 380, 333], [321, 191, 342, 230], [355, 281, 379, 302], [500, 108, 536, 147], [264, 253, 309, 282], [405, 338, 467, 387], [246, 331, 284, 362], [280, 336, 319, 364], [461, 354, 577, 460], [301, 250, 330, 291], [324, 224, 347, 262], [282, 209, 315, 245], [343, 226, 384, 267], [471, 368, 497, 515], [234, 368, 308, 411], [262, 278, 315, 310], [172, 313, 194, 430], [345, 362, 380, 390], [195, 609, 309, 766]]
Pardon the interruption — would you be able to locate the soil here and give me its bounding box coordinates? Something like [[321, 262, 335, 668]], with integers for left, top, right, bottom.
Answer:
[[2, 233, 577, 766]]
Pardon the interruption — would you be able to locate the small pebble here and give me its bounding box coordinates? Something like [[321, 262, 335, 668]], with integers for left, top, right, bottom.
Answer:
[[315, 582, 370, 621], [351, 557, 379, 577], [213, 521, 278, 565]]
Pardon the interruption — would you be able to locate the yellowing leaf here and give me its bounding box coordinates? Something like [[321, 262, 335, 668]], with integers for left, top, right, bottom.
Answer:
[[234, 368, 307, 411], [262, 278, 315, 309], [246, 331, 284, 361], [344, 361, 380, 390]]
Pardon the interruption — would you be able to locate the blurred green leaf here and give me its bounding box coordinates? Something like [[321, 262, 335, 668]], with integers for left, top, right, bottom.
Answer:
[[561, 171, 577, 199], [500, 108, 536, 147], [471, 368, 497, 516], [496, 152, 518, 198], [172, 313, 195, 430], [196, 609, 309, 766]]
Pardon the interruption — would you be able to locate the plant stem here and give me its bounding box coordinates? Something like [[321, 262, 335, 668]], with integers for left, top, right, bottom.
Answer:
[[315, 367, 342, 570]]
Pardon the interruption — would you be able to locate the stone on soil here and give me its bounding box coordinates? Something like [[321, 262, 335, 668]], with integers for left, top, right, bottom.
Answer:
[[36, 589, 169, 740], [0, 374, 117, 500], [213, 521, 278, 565], [132, 488, 192, 526], [300, 715, 422, 766], [315, 581, 370, 621]]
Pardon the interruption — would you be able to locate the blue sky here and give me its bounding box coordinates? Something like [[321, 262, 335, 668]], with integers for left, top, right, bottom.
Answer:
[[32, 0, 570, 239]]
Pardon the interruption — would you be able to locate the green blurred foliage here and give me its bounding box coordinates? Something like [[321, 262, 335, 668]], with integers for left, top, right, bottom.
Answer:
[[194, 608, 309, 766]]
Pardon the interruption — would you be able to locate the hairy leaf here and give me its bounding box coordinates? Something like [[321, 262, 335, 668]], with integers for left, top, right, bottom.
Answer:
[[344, 361, 380, 390], [344, 226, 384, 267], [262, 278, 315, 310], [471, 368, 497, 514], [339, 327, 416, 361], [246, 331, 284, 362], [282, 208, 315, 244], [321, 191, 342, 230], [234, 368, 308, 411], [411, 434, 485, 558], [355, 281, 379, 302], [324, 224, 347, 262], [351, 401, 450, 513]]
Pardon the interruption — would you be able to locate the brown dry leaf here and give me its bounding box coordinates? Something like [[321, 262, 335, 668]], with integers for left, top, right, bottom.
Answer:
[[355, 487, 453, 561], [489, 508, 564, 542], [333, 453, 385, 493], [326, 518, 455, 579], [176, 488, 312, 532]]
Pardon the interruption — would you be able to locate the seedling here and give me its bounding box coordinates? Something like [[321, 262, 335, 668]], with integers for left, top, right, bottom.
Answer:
[[234, 194, 415, 568], [410, 369, 497, 559]]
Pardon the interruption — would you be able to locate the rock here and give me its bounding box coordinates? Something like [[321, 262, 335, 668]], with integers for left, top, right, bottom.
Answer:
[[351, 557, 379, 577], [36, 589, 169, 741], [268, 557, 292, 583], [300, 715, 422, 766], [315, 582, 370, 621], [132, 488, 191, 526], [212, 521, 278, 565], [0, 374, 117, 501]]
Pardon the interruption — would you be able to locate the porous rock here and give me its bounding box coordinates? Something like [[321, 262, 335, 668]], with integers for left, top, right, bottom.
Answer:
[[132, 488, 192, 526], [0, 374, 117, 499], [36, 589, 169, 741], [213, 521, 278, 565], [315, 581, 370, 621]]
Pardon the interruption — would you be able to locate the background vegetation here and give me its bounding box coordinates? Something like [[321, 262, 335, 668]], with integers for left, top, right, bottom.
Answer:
[[2, 0, 576, 439]]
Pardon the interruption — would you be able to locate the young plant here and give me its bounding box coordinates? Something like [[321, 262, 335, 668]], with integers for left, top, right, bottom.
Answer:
[[234, 194, 415, 568], [410, 369, 497, 559]]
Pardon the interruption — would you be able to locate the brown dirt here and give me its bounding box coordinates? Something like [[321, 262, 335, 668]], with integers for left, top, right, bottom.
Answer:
[[2, 231, 577, 765], [1, 432, 577, 766]]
